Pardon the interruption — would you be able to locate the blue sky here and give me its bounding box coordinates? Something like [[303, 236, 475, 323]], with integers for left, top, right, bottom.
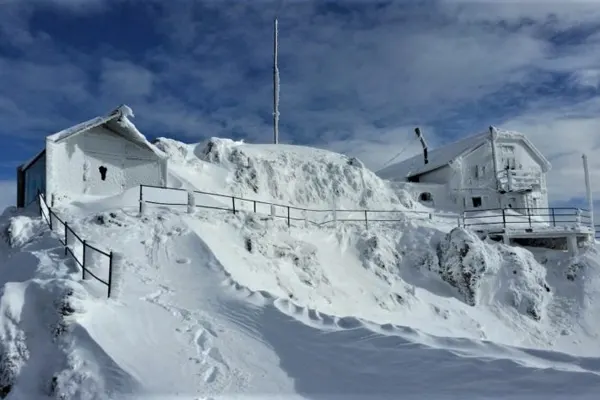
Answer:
[[2, 0, 600, 212]]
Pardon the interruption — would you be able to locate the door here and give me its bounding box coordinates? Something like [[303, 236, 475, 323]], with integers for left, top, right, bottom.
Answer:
[[84, 153, 125, 195]]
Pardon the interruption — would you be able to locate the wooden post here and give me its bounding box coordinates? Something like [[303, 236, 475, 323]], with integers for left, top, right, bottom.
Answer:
[[527, 208, 532, 227], [287, 206, 290, 227], [232, 197, 236, 214], [502, 209, 506, 228], [364, 210, 369, 230]]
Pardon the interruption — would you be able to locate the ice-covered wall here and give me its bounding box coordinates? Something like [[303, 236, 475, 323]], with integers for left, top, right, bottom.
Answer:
[[46, 126, 166, 203]]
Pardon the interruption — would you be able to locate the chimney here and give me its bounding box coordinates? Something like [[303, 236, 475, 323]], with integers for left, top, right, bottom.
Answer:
[[414, 127, 428, 165]]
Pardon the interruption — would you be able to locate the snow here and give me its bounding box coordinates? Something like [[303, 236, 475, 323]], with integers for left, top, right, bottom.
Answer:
[[46, 105, 166, 160], [2, 137, 600, 399], [377, 126, 551, 181]]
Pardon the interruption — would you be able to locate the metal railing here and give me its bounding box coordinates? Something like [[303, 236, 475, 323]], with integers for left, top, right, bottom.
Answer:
[[463, 207, 591, 231], [138, 185, 598, 238], [38, 193, 116, 298], [138, 185, 465, 230]]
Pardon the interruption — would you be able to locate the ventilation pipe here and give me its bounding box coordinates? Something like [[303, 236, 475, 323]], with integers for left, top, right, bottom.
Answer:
[[414, 127, 428, 165]]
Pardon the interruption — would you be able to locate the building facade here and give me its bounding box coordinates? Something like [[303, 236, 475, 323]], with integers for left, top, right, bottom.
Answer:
[[377, 127, 551, 214], [17, 105, 168, 207]]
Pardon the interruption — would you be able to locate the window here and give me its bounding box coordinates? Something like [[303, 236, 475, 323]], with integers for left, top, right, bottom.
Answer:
[[472, 197, 482, 208], [419, 192, 433, 202], [481, 165, 486, 176], [500, 145, 516, 170], [473, 165, 479, 179]]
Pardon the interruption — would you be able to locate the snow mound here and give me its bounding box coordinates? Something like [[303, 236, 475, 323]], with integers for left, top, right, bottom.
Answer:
[[424, 228, 551, 320], [2, 216, 44, 248], [155, 137, 415, 210]]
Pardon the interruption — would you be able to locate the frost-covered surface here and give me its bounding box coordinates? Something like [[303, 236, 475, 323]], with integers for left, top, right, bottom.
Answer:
[[155, 137, 416, 210], [2, 138, 600, 399]]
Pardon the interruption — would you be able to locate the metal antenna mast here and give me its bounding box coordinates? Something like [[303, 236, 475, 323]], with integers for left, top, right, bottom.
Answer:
[[273, 17, 280, 144]]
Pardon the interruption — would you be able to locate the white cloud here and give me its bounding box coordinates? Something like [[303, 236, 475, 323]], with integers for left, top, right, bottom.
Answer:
[[100, 59, 155, 100], [498, 97, 600, 204]]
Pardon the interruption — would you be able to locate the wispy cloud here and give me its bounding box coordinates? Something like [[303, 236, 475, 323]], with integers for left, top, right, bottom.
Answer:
[[1, 0, 600, 208]]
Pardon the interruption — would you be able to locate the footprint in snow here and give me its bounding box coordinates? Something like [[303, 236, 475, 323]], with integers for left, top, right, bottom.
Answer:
[[176, 257, 191, 264]]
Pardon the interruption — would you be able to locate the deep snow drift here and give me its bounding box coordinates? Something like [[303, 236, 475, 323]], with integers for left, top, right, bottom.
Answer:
[[2, 136, 600, 399]]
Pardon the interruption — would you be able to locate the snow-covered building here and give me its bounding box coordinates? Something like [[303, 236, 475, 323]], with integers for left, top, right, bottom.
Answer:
[[377, 127, 552, 214], [16, 105, 167, 207]]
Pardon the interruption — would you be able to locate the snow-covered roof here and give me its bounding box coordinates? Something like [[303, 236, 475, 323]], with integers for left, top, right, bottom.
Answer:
[[46, 105, 166, 159], [376, 127, 551, 181]]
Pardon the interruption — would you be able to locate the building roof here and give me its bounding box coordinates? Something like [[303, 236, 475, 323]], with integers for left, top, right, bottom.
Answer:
[[46, 105, 166, 158], [376, 127, 551, 181], [20, 148, 46, 171]]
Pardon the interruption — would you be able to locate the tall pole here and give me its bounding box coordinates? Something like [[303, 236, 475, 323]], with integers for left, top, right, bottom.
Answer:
[[273, 18, 280, 145], [582, 153, 594, 230]]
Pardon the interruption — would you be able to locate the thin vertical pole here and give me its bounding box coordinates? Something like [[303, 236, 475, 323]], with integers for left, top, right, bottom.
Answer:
[[287, 206, 290, 227], [273, 18, 280, 144], [64, 222, 68, 255], [82, 240, 87, 280], [232, 197, 236, 214], [108, 252, 114, 298], [583, 154, 594, 230], [364, 210, 368, 230], [139, 185, 143, 214]]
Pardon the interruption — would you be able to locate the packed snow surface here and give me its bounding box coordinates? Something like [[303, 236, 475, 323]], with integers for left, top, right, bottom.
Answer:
[[2, 137, 600, 399]]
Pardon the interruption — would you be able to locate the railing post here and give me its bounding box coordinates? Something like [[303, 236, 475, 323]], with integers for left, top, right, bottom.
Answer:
[[108, 251, 124, 299], [502, 208, 506, 228], [82, 240, 87, 280], [49, 209, 53, 231], [139, 185, 143, 214], [576, 209, 582, 225], [428, 213, 432, 220], [232, 197, 236, 214], [64, 222, 69, 256], [253, 201, 257, 213], [527, 208, 532, 227], [187, 190, 195, 214], [364, 210, 369, 230], [552, 208, 556, 227], [108, 252, 114, 298]]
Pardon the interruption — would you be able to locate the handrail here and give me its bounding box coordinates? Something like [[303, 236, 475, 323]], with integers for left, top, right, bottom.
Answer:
[[138, 184, 596, 235], [37, 193, 115, 298]]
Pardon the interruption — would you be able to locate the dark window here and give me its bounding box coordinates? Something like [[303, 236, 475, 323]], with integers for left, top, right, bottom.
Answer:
[[472, 197, 482, 208], [419, 192, 432, 202], [99, 166, 107, 181]]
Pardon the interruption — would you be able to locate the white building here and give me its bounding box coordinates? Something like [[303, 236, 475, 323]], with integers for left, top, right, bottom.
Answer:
[[377, 127, 552, 214], [17, 105, 167, 207]]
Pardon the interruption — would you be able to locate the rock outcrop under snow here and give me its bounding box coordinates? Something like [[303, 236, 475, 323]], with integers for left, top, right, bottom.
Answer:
[[424, 228, 551, 320], [155, 137, 414, 210]]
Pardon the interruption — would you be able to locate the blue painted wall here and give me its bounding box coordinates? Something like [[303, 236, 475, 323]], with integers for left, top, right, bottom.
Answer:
[[24, 152, 46, 206]]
